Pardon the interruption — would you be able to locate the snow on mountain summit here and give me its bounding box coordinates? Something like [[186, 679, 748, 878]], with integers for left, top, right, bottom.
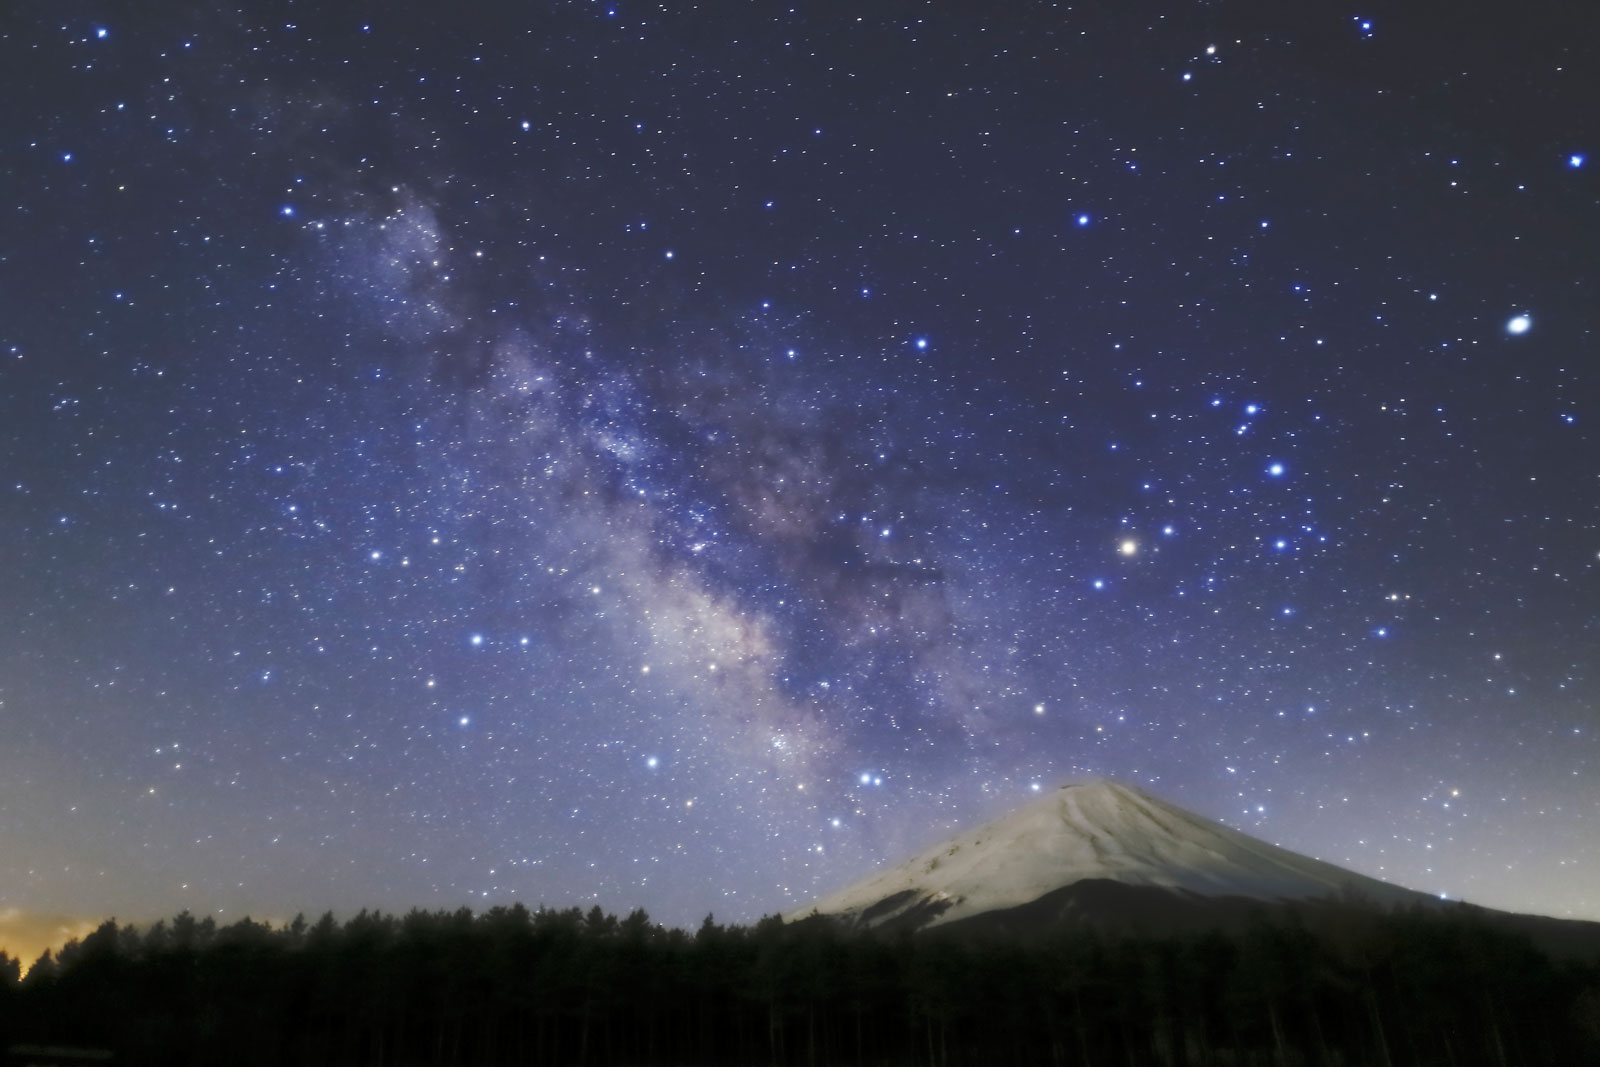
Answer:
[[793, 780, 1426, 929]]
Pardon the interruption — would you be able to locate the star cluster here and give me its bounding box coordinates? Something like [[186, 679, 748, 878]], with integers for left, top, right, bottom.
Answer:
[[1, 0, 1596, 932]]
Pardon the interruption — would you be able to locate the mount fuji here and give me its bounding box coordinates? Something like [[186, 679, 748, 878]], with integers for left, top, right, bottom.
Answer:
[[791, 780, 1439, 933]]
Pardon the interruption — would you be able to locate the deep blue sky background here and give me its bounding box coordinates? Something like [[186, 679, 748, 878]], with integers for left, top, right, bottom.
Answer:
[[2, 0, 1596, 936]]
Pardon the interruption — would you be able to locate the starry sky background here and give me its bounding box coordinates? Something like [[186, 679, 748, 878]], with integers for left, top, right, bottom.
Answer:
[[2, 0, 1597, 946]]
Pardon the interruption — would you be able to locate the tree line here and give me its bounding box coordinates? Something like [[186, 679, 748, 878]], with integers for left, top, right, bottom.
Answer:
[[2, 900, 1599, 1066]]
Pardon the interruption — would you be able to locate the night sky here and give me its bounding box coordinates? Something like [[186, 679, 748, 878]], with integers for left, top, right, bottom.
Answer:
[[3, 0, 1597, 948]]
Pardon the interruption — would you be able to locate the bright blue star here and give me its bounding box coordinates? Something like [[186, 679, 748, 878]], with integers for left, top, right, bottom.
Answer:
[[1076, 214, 1091, 227], [1569, 154, 1585, 169], [279, 204, 295, 217], [95, 26, 108, 39], [914, 337, 928, 350], [1506, 314, 1532, 335], [1267, 462, 1285, 477]]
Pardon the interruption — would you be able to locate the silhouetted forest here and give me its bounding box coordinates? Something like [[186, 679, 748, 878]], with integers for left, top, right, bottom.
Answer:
[[3, 901, 1599, 1066]]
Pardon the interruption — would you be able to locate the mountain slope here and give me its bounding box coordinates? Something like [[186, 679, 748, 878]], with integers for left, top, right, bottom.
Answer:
[[794, 780, 1432, 931]]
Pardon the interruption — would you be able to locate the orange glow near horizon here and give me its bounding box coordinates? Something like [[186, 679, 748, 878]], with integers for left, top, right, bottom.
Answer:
[[0, 909, 102, 976]]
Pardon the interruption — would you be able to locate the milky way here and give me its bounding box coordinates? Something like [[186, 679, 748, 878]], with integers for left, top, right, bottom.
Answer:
[[2, 1, 1597, 940]]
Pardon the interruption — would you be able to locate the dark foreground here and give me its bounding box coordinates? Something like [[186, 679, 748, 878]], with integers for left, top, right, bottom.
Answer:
[[3, 901, 1599, 1066]]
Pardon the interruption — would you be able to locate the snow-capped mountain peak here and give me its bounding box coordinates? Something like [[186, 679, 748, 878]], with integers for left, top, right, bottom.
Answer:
[[793, 780, 1426, 930]]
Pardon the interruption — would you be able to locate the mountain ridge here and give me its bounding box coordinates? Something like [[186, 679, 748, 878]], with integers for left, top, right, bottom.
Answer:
[[791, 779, 1438, 931]]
